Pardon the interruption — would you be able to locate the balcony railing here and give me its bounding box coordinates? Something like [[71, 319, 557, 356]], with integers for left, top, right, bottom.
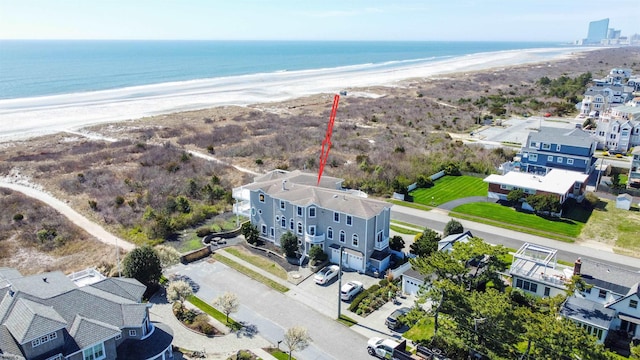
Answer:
[[374, 236, 389, 251], [305, 232, 325, 244]]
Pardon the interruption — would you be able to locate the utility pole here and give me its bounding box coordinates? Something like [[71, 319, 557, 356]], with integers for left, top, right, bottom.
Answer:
[[337, 246, 344, 319]]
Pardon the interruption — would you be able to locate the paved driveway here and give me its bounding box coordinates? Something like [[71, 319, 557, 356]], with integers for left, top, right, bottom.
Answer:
[[438, 196, 497, 211], [166, 260, 375, 360]]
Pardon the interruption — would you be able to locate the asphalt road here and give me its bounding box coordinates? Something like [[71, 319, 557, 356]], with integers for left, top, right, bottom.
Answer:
[[391, 205, 640, 273]]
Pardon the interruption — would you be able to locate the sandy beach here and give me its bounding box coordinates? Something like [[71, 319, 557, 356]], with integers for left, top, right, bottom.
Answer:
[[0, 46, 595, 142]]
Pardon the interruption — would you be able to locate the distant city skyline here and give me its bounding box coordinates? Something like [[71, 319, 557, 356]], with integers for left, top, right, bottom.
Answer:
[[1, 0, 639, 42]]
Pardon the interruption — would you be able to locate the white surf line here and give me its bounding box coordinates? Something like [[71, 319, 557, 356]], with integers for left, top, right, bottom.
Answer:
[[0, 180, 135, 251]]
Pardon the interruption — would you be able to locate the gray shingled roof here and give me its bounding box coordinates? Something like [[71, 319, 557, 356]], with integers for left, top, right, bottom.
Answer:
[[560, 296, 615, 329], [253, 170, 343, 190], [8, 272, 77, 300], [69, 315, 120, 349], [0, 268, 22, 281], [89, 278, 145, 303], [244, 177, 390, 219], [4, 298, 66, 344], [527, 127, 595, 149], [584, 88, 607, 97], [0, 325, 25, 359], [579, 258, 640, 296]]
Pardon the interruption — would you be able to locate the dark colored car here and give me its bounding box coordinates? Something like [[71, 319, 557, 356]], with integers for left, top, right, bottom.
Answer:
[[385, 307, 410, 330]]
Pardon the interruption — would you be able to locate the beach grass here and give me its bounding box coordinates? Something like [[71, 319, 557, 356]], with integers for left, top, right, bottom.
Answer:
[[580, 199, 640, 254], [451, 202, 584, 239], [409, 176, 488, 206]]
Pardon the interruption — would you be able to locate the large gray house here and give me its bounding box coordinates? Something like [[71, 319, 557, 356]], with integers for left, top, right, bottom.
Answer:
[[0, 268, 173, 360], [233, 170, 392, 274]]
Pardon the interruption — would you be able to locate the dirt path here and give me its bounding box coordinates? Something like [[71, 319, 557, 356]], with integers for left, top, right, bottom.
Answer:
[[0, 180, 135, 251]]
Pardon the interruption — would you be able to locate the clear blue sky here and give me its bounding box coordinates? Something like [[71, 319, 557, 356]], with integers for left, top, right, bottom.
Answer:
[[1, 0, 639, 42]]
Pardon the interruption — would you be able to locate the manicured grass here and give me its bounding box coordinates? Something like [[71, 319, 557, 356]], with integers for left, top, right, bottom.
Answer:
[[404, 316, 435, 342], [410, 176, 488, 206], [265, 348, 294, 360], [388, 199, 434, 211], [580, 199, 640, 255], [337, 314, 358, 327], [187, 294, 242, 330], [179, 234, 204, 252], [451, 202, 584, 238], [213, 253, 289, 293], [391, 220, 424, 231], [224, 247, 287, 280], [390, 225, 422, 235]]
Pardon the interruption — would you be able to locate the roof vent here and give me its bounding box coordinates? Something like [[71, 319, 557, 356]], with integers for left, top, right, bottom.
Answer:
[[43, 277, 48, 283], [282, 180, 287, 191], [333, 194, 338, 198]]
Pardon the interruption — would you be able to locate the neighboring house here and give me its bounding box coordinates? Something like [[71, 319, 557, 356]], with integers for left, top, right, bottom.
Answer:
[[0, 268, 173, 360], [509, 243, 640, 344], [580, 88, 611, 117], [232, 170, 392, 274], [629, 147, 640, 188], [485, 168, 589, 207], [401, 231, 474, 296], [592, 101, 640, 152], [517, 127, 597, 175]]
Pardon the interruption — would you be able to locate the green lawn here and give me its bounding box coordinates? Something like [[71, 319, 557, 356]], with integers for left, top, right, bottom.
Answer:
[[404, 316, 435, 342], [410, 176, 488, 206], [580, 199, 640, 255], [187, 295, 242, 330], [213, 253, 289, 293], [451, 203, 585, 238], [223, 247, 287, 280]]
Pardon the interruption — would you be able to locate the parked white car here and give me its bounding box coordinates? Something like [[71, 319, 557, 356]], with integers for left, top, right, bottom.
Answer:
[[340, 281, 363, 301], [314, 265, 340, 285]]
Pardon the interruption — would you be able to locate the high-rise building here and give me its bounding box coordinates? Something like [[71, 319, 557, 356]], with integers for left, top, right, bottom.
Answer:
[[607, 28, 621, 39], [586, 18, 609, 44]]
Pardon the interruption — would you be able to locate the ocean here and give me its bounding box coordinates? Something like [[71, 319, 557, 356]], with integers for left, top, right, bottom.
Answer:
[[0, 40, 564, 100], [0, 40, 587, 141]]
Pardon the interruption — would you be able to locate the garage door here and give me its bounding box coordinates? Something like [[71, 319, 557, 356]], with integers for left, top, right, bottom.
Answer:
[[403, 277, 422, 296], [347, 253, 363, 272], [331, 247, 341, 264]]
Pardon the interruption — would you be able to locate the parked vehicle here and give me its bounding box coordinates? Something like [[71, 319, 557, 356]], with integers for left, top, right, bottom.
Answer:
[[367, 337, 448, 360], [385, 307, 410, 330], [314, 265, 340, 285], [341, 280, 364, 301]]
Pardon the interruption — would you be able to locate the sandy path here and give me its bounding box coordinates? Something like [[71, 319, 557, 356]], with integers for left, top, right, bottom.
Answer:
[[0, 181, 135, 251]]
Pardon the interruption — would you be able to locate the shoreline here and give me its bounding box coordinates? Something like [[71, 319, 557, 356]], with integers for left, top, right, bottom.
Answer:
[[0, 46, 597, 143]]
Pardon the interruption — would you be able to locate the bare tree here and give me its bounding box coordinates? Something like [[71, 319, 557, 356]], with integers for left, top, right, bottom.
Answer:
[[283, 326, 311, 360], [166, 280, 193, 317], [214, 291, 239, 324], [154, 245, 181, 268]]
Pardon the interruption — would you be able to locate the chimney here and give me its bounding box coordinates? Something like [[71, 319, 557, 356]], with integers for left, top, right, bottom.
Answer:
[[573, 258, 582, 276], [282, 180, 287, 191], [43, 277, 48, 283]]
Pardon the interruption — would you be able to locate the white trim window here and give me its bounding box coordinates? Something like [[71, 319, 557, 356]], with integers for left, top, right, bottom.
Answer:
[[83, 343, 105, 360], [529, 154, 538, 162], [281, 217, 286, 228], [309, 206, 316, 218], [129, 330, 137, 336], [327, 227, 333, 240], [557, 157, 563, 163], [259, 193, 265, 203], [290, 219, 294, 231], [297, 222, 303, 235], [261, 224, 267, 235], [32, 332, 57, 348], [308, 225, 316, 236], [334, 212, 340, 223], [297, 206, 303, 217], [529, 141, 537, 149], [556, 144, 561, 151], [352, 234, 359, 246], [542, 143, 551, 150], [547, 155, 553, 162], [567, 158, 574, 165], [115, 333, 122, 341], [280, 200, 285, 210], [339, 230, 346, 243], [346, 215, 353, 226]]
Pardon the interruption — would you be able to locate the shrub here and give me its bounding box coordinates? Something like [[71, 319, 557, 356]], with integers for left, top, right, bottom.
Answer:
[[443, 219, 464, 236], [196, 226, 212, 238], [583, 192, 600, 209], [349, 284, 380, 312], [115, 196, 125, 207], [309, 246, 327, 262], [416, 175, 433, 188], [280, 231, 298, 258], [13, 213, 24, 222], [88, 199, 98, 211]]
